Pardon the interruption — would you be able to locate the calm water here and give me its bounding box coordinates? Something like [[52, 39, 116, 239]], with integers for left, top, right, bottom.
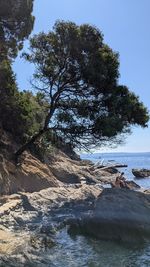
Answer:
[[81, 152, 150, 189]]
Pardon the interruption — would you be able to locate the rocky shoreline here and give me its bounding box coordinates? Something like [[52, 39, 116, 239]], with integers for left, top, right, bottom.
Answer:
[[0, 184, 101, 265], [0, 183, 150, 265], [0, 131, 150, 265]]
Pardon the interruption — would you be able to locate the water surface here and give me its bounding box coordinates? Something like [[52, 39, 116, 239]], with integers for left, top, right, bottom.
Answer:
[[81, 152, 150, 189]]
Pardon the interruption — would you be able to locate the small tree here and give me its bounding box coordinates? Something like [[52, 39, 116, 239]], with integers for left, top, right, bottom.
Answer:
[[16, 21, 149, 156]]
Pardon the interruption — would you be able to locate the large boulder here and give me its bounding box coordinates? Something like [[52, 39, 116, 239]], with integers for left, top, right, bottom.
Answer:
[[132, 169, 150, 178], [68, 188, 150, 243]]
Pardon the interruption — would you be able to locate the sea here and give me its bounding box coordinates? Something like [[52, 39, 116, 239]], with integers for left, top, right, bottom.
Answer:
[[81, 152, 150, 189]]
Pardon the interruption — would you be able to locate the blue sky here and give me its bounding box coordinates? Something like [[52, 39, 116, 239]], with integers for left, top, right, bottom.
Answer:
[[13, 0, 150, 152]]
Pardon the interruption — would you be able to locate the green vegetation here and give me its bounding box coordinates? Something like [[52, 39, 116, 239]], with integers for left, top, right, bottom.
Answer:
[[16, 21, 149, 156], [0, 0, 37, 142], [0, 0, 34, 58], [0, 2, 149, 157], [0, 61, 46, 142]]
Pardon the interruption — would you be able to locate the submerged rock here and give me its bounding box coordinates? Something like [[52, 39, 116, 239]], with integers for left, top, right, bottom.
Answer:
[[68, 188, 150, 243], [30, 234, 56, 249], [132, 169, 150, 178]]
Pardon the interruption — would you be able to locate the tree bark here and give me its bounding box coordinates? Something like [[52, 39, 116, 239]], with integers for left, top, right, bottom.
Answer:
[[14, 90, 58, 160], [15, 128, 47, 159]]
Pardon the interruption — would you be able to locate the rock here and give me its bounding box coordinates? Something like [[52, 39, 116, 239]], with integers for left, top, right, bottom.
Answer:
[[132, 169, 150, 178], [93, 168, 119, 184], [0, 226, 30, 255], [144, 189, 150, 194], [28, 184, 101, 212], [126, 180, 140, 189], [30, 235, 56, 249], [7, 161, 16, 174], [110, 180, 140, 190], [68, 188, 150, 243], [0, 130, 103, 194], [80, 159, 94, 166], [103, 167, 119, 174], [0, 130, 124, 195], [0, 184, 101, 262], [0, 151, 61, 195]]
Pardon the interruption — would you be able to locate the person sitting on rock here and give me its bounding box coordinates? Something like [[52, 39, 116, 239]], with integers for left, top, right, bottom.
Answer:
[[115, 173, 130, 189], [115, 176, 122, 188], [119, 172, 125, 181]]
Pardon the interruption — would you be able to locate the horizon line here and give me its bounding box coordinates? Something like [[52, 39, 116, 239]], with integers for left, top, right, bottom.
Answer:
[[81, 151, 150, 154]]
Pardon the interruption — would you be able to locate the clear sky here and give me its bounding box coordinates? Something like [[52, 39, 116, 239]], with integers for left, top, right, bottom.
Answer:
[[13, 0, 150, 152]]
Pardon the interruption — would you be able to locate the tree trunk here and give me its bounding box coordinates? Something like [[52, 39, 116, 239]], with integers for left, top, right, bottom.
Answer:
[[15, 128, 47, 160], [15, 97, 56, 160]]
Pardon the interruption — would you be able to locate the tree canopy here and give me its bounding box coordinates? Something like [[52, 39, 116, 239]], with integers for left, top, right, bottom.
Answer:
[[0, 0, 34, 58], [16, 20, 149, 154], [0, 0, 37, 141]]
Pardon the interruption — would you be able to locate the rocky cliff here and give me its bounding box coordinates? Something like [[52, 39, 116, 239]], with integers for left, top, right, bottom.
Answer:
[[0, 128, 114, 195]]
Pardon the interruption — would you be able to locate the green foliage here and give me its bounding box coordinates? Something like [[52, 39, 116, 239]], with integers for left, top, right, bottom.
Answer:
[[16, 91, 46, 141], [0, 0, 37, 143], [0, 60, 46, 141], [0, 0, 34, 58], [0, 59, 20, 137], [23, 20, 149, 150]]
